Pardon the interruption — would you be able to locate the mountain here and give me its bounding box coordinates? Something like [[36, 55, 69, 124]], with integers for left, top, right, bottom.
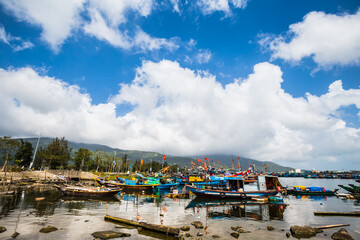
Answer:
[[11, 137, 293, 172]]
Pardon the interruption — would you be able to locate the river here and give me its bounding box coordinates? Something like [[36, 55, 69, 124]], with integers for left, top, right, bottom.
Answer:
[[0, 178, 359, 239]]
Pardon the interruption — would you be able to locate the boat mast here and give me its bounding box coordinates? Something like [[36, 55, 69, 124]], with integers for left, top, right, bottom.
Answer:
[[29, 133, 41, 170]]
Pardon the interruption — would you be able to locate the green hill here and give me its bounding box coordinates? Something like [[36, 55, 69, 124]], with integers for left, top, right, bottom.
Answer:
[[4, 137, 293, 172]]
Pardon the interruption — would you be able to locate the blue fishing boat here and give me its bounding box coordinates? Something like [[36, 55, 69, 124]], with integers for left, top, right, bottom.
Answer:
[[185, 175, 283, 199]]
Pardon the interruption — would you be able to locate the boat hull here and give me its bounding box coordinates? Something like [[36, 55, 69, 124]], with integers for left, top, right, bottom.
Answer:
[[57, 186, 121, 198], [185, 184, 278, 199], [287, 190, 338, 196]]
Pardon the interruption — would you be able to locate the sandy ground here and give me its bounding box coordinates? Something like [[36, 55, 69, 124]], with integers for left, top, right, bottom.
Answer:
[[0, 170, 96, 180]]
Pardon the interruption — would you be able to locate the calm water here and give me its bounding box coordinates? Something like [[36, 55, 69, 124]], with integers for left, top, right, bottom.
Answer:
[[0, 178, 359, 240]]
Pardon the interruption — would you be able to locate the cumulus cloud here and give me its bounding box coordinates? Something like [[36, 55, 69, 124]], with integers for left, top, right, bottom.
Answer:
[[0, 25, 33, 51], [1, 61, 360, 170], [0, 0, 178, 52], [197, 0, 248, 16], [259, 10, 360, 67], [1, 0, 85, 52]]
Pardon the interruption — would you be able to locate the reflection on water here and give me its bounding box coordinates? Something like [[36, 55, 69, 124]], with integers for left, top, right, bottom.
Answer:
[[0, 179, 359, 239], [186, 198, 286, 221]]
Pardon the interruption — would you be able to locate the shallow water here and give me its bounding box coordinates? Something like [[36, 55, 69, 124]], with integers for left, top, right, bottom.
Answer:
[[0, 178, 359, 239]]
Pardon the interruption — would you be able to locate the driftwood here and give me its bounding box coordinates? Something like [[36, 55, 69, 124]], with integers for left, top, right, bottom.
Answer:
[[104, 215, 180, 236], [314, 224, 350, 230], [314, 211, 360, 217]]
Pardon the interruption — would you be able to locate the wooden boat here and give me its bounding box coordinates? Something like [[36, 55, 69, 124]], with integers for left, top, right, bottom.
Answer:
[[355, 179, 360, 183], [338, 184, 359, 193], [55, 185, 121, 198], [287, 186, 338, 196], [185, 175, 283, 200]]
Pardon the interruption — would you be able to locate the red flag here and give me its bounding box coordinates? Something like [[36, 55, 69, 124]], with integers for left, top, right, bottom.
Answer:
[[217, 161, 219, 164], [141, 158, 143, 165], [163, 155, 166, 160], [200, 160, 203, 163], [237, 156, 240, 160], [197, 159, 199, 162], [232, 158, 235, 164], [236, 164, 239, 168], [205, 157, 209, 161], [204, 162, 208, 171]]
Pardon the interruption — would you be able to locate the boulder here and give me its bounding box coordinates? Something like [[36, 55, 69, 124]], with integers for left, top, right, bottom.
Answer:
[[230, 232, 239, 239], [0, 226, 6, 233], [180, 226, 190, 231], [91, 231, 130, 239], [267, 225, 275, 231], [286, 232, 291, 238], [212, 235, 220, 238], [331, 228, 354, 240], [185, 233, 192, 238], [39, 226, 58, 233], [290, 225, 317, 238], [191, 221, 204, 229]]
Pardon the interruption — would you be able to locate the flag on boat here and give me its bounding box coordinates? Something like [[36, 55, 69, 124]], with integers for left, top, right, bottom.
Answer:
[[237, 156, 240, 159], [205, 157, 209, 161], [141, 158, 143, 165], [163, 155, 166, 160], [232, 158, 235, 164]]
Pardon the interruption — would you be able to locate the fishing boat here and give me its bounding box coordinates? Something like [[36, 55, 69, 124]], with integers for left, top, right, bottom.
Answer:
[[287, 186, 338, 196], [338, 184, 360, 193], [185, 175, 283, 199], [55, 185, 121, 198]]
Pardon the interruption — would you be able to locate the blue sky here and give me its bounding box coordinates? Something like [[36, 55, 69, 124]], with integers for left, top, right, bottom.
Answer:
[[0, 0, 359, 170]]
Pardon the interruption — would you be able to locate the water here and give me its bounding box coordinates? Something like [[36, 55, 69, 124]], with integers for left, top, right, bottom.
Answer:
[[0, 178, 359, 239]]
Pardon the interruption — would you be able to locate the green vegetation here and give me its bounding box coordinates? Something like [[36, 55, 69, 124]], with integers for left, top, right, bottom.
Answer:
[[0, 136, 20, 171], [1, 136, 294, 172]]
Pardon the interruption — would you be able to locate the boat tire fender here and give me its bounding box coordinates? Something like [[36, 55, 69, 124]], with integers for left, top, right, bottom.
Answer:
[[220, 192, 226, 198], [240, 193, 246, 199]]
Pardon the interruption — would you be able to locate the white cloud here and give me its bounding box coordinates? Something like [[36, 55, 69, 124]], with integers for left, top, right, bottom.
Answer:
[[0, 24, 33, 51], [170, 0, 180, 13], [259, 10, 360, 67], [1, 0, 85, 52], [197, 0, 248, 15], [196, 49, 212, 63], [0, 0, 178, 52], [1, 62, 360, 170], [0, 25, 10, 44]]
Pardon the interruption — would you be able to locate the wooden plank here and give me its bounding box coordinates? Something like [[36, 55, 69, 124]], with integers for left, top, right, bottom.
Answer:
[[104, 215, 180, 236], [314, 224, 350, 230], [314, 211, 360, 217]]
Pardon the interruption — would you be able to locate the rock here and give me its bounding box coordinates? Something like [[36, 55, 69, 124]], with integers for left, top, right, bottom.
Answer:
[[286, 232, 291, 238], [197, 232, 203, 236], [212, 235, 220, 238], [231, 226, 242, 231], [180, 226, 190, 231], [237, 228, 251, 233], [39, 226, 58, 233], [230, 232, 240, 239], [185, 233, 192, 237], [267, 225, 275, 231], [290, 225, 317, 238], [11, 232, 19, 238], [197, 238, 202, 240], [191, 221, 204, 229], [0, 226, 6, 233], [85, 220, 89, 222], [331, 228, 354, 240], [91, 231, 131, 239]]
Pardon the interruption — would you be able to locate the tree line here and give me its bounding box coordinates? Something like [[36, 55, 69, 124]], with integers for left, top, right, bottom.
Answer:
[[0, 136, 179, 173]]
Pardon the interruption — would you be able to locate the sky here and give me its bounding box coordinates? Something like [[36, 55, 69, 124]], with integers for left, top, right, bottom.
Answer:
[[0, 0, 360, 170]]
